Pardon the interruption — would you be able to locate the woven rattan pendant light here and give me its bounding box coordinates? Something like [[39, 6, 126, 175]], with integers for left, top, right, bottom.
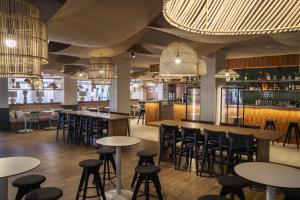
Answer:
[[88, 57, 115, 85], [0, 0, 48, 77], [215, 49, 240, 80]]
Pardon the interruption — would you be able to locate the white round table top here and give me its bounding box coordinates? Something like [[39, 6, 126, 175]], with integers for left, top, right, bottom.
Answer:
[[0, 157, 40, 178], [96, 136, 141, 147], [235, 162, 300, 188]]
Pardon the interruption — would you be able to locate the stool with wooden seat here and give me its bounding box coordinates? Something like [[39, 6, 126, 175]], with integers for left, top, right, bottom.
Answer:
[[76, 159, 106, 200], [283, 122, 300, 149], [218, 176, 248, 200], [198, 195, 225, 200], [132, 165, 163, 200], [12, 174, 46, 200], [97, 148, 116, 190], [25, 187, 63, 200], [131, 150, 157, 188]]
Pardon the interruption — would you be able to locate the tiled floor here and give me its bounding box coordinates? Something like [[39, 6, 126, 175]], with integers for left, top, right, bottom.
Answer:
[[130, 118, 300, 168]]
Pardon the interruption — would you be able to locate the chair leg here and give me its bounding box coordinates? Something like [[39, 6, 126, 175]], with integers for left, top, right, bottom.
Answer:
[[82, 171, 90, 200], [145, 177, 150, 200], [152, 174, 163, 200], [132, 175, 143, 200], [236, 188, 246, 200], [94, 172, 106, 200], [76, 170, 86, 200]]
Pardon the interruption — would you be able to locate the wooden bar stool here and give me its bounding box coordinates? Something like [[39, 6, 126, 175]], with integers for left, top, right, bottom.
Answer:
[[283, 122, 300, 149]]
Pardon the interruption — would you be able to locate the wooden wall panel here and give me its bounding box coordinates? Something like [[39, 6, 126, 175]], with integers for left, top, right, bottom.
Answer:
[[173, 103, 201, 121], [145, 102, 160, 125], [227, 54, 299, 69], [149, 64, 159, 72]]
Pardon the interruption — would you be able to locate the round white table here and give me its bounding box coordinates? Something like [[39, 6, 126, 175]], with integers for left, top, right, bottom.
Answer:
[[96, 136, 141, 200], [0, 157, 40, 200], [235, 162, 300, 200]]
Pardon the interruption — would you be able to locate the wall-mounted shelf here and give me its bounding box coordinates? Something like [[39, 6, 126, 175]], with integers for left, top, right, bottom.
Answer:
[[227, 79, 300, 83]]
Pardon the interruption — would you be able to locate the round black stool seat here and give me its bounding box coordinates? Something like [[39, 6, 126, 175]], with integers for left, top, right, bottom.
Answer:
[[218, 176, 248, 188], [97, 148, 116, 155], [198, 195, 225, 200], [13, 175, 46, 187], [136, 165, 161, 174], [79, 159, 102, 168], [25, 187, 63, 200], [136, 150, 157, 158]]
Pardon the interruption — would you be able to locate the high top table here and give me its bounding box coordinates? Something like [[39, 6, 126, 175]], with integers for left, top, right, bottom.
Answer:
[[96, 136, 141, 200], [0, 156, 40, 200], [235, 162, 300, 200]]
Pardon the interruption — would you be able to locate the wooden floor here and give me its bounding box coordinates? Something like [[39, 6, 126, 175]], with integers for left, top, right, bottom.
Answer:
[[0, 130, 279, 200]]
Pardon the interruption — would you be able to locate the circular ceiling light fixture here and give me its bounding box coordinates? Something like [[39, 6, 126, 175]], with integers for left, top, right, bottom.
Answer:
[[215, 49, 240, 80], [159, 40, 207, 78], [0, 0, 48, 78], [163, 0, 300, 35], [88, 57, 115, 85]]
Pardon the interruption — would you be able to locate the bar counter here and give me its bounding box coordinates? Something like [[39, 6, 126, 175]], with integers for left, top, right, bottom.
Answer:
[[227, 105, 300, 143]]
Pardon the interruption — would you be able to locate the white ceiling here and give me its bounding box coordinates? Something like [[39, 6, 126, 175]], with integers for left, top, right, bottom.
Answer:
[[32, 0, 300, 73]]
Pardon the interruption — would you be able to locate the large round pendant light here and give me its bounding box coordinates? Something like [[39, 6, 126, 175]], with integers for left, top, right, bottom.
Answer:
[[215, 49, 240, 80], [88, 57, 115, 84], [163, 0, 300, 35], [0, 0, 48, 78], [159, 40, 207, 78]]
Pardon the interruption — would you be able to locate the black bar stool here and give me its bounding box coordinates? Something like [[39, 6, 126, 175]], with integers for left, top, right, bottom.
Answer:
[[25, 187, 63, 200], [12, 174, 46, 200], [283, 122, 300, 149], [97, 148, 116, 190], [264, 119, 276, 130], [218, 176, 248, 200], [76, 159, 106, 200], [68, 114, 81, 144], [56, 112, 69, 143], [132, 165, 163, 200], [131, 150, 156, 188], [137, 108, 145, 125]]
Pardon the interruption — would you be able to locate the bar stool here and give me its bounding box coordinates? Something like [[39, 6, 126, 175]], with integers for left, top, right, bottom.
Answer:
[[79, 115, 89, 146], [218, 176, 248, 200], [283, 122, 300, 149], [264, 119, 277, 145], [76, 159, 106, 200], [12, 174, 46, 200], [56, 112, 69, 143], [131, 165, 163, 200], [25, 187, 63, 200], [137, 108, 145, 125], [131, 150, 156, 188], [198, 195, 225, 200], [97, 148, 116, 190], [68, 114, 81, 144]]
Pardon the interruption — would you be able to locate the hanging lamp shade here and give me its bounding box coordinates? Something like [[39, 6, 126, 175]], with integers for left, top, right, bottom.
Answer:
[[159, 41, 206, 77], [0, 0, 48, 78], [215, 69, 240, 79], [88, 57, 115, 84], [163, 0, 300, 35]]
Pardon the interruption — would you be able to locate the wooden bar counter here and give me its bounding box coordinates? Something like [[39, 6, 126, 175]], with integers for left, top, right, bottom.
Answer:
[[226, 105, 300, 143], [148, 120, 285, 162], [64, 110, 129, 136]]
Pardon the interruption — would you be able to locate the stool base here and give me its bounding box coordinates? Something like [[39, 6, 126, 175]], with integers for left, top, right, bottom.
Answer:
[[105, 189, 133, 200]]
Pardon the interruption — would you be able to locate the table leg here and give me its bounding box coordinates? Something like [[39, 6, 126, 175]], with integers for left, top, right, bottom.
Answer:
[[257, 139, 270, 162], [105, 146, 133, 200], [266, 186, 276, 200], [0, 177, 8, 200], [116, 146, 121, 194]]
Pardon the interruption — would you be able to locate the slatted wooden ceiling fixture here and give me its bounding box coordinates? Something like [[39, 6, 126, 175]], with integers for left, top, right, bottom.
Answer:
[[163, 0, 300, 35]]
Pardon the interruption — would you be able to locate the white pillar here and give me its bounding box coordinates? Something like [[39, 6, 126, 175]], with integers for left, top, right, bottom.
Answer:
[[110, 60, 130, 114], [0, 78, 9, 130], [200, 51, 226, 122], [59, 76, 78, 109]]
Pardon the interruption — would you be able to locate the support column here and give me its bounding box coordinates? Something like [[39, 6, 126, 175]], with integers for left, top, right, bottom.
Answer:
[[0, 78, 9, 131], [200, 51, 226, 122], [110, 60, 130, 114], [60, 76, 78, 110]]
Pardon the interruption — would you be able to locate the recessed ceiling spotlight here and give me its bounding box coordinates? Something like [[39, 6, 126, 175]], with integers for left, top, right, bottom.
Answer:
[[131, 52, 135, 58]]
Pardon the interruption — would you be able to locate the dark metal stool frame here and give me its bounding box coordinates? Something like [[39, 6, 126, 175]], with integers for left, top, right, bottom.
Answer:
[[283, 122, 300, 149]]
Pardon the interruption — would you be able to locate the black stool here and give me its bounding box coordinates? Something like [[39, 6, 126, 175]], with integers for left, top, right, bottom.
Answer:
[[131, 150, 156, 188], [218, 176, 248, 200], [264, 120, 276, 131], [132, 165, 163, 200], [97, 148, 116, 190], [137, 108, 145, 125], [198, 195, 225, 200], [283, 122, 300, 149], [13, 175, 46, 200], [25, 187, 63, 200], [283, 188, 300, 200], [76, 159, 106, 200]]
